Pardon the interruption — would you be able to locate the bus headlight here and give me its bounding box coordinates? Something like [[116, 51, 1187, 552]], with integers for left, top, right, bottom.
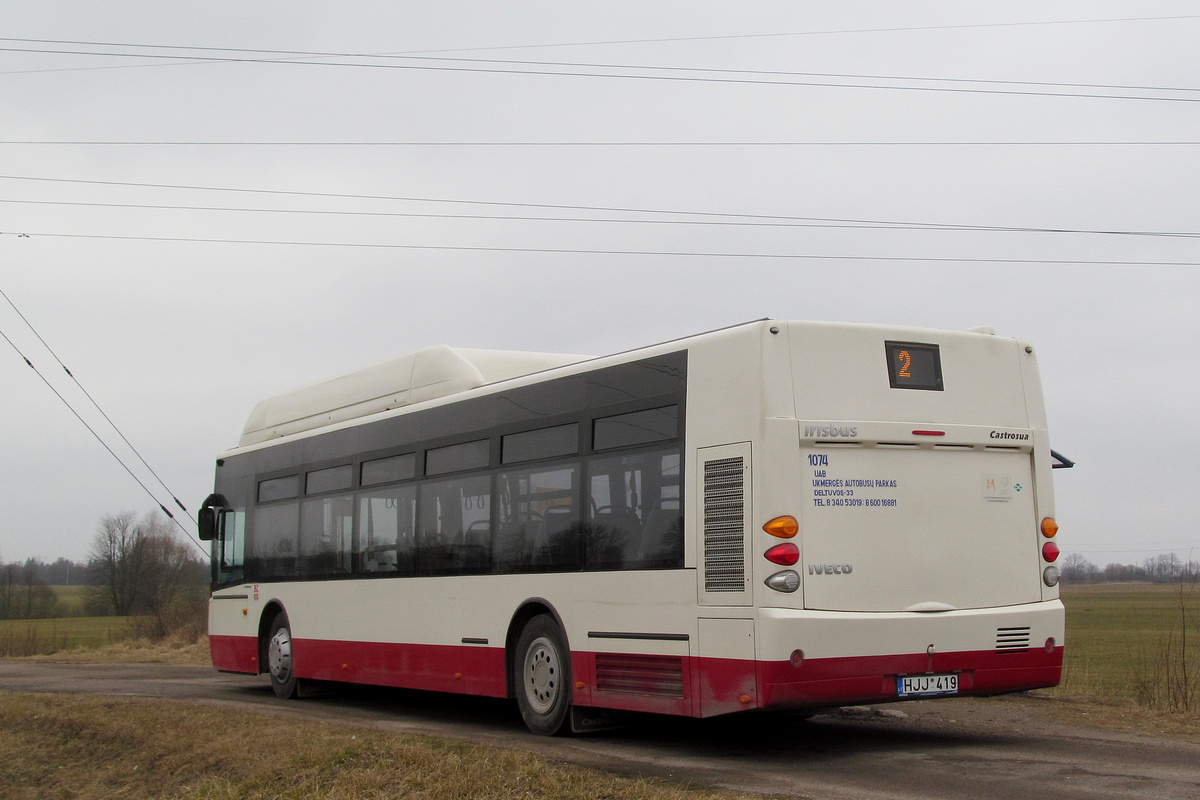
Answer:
[[765, 570, 800, 593]]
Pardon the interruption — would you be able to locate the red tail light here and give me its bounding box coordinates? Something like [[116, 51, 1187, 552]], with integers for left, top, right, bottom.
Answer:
[[1042, 541, 1060, 562], [765, 542, 800, 566]]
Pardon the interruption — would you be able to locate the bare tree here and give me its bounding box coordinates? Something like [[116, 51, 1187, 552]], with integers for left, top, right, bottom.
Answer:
[[0, 560, 60, 619], [87, 511, 204, 634], [89, 511, 146, 616], [0, 562, 17, 619], [1060, 553, 1100, 584]]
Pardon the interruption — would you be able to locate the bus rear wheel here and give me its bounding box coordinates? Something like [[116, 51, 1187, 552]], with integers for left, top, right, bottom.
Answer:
[[515, 615, 571, 735], [267, 612, 299, 699]]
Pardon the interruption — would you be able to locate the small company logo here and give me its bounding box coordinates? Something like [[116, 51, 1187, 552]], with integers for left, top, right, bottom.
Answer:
[[804, 423, 859, 438], [989, 430, 1030, 441], [808, 563, 853, 575]]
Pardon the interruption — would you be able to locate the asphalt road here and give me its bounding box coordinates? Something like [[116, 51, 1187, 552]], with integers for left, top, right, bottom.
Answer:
[[3, 661, 1199, 800]]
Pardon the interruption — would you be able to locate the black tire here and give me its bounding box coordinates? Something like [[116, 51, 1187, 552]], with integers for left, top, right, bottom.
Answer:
[[514, 615, 572, 735], [266, 611, 299, 699]]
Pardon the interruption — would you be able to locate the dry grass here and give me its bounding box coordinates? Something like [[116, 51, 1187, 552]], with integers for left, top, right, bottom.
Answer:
[[22, 634, 211, 666], [0, 692, 759, 800]]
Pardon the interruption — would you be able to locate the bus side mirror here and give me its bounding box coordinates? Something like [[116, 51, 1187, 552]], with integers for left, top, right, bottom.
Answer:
[[198, 493, 231, 541], [198, 506, 219, 541]]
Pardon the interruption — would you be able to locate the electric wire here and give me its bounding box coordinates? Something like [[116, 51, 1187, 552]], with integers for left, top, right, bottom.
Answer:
[[9, 15, 1200, 59], [0, 40, 1196, 102], [5, 231, 1197, 266], [389, 15, 1200, 54], [8, 41, 1197, 95], [3, 140, 1199, 146], [1, 195, 1196, 239], [0, 319, 206, 554], [3, 174, 1197, 239], [5, 32, 1200, 95], [0, 287, 191, 517]]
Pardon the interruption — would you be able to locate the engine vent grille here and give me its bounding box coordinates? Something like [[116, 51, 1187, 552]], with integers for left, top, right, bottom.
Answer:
[[595, 653, 684, 698], [996, 626, 1032, 652], [703, 456, 745, 592]]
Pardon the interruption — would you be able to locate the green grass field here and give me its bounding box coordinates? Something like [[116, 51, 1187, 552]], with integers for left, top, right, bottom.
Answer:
[[50, 585, 89, 616], [0, 616, 136, 657], [1057, 582, 1200, 710]]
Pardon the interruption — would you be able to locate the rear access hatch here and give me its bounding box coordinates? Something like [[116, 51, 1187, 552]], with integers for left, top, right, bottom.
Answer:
[[800, 442, 1041, 612]]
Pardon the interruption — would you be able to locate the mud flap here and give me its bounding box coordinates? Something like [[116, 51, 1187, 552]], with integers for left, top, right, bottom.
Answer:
[[570, 705, 628, 734]]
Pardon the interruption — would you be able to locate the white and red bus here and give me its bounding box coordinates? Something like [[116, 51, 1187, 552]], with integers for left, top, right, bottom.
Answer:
[[200, 319, 1066, 734]]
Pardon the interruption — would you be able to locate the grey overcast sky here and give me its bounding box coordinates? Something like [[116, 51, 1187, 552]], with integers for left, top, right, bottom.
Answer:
[[1, 1, 1197, 566]]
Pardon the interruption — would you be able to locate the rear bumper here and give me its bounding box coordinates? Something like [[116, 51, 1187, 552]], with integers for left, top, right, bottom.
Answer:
[[757, 646, 1062, 710], [749, 600, 1064, 711]]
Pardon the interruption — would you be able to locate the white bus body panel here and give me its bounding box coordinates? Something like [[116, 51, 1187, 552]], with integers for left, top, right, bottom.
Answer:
[[208, 319, 1064, 721]]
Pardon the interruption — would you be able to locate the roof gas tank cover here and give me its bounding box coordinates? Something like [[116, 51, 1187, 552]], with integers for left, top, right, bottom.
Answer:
[[238, 346, 589, 446]]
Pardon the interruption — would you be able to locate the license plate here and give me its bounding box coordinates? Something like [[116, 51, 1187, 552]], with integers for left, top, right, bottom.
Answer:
[[897, 673, 958, 697]]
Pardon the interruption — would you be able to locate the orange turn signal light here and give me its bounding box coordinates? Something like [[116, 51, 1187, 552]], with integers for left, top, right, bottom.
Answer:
[[763, 515, 799, 538], [1041, 517, 1059, 538]]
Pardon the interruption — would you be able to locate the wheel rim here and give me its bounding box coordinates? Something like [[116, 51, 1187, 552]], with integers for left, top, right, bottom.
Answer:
[[522, 635, 560, 714], [268, 626, 292, 684]]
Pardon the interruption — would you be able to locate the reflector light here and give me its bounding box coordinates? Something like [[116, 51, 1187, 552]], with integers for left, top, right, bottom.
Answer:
[[763, 515, 799, 538], [1042, 541, 1061, 562], [1041, 517, 1059, 538], [765, 542, 800, 566], [912, 430, 946, 436], [1043, 566, 1060, 587], [1045, 638, 1056, 652], [765, 570, 800, 593]]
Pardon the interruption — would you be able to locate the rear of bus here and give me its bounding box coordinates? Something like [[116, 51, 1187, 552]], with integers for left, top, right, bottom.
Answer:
[[754, 321, 1063, 710]]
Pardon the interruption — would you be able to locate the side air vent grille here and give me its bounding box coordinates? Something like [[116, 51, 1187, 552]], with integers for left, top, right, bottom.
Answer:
[[996, 626, 1032, 652], [595, 653, 684, 698], [704, 456, 745, 592]]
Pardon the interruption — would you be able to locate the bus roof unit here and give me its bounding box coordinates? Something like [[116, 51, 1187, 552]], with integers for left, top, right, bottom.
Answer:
[[239, 345, 588, 446]]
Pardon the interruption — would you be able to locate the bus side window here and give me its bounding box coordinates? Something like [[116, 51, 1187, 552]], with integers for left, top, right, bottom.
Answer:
[[357, 485, 416, 575], [639, 453, 683, 568], [300, 495, 354, 577], [495, 464, 580, 573], [249, 502, 299, 579], [418, 475, 492, 575], [217, 509, 246, 584], [586, 448, 682, 570]]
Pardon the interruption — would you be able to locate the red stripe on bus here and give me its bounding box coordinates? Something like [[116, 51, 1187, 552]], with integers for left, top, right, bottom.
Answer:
[[208, 635, 1061, 716]]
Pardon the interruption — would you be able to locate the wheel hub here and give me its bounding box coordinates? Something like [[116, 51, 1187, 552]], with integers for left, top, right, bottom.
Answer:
[[268, 628, 292, 682], [525, 637, 559, 713]]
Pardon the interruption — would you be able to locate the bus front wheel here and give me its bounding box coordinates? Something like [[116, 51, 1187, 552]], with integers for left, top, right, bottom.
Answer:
[[267, 612, 299, 699], [514, 615, 571, 735]]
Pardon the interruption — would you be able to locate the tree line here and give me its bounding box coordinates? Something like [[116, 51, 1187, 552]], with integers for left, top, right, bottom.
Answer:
[[1060, 552, 1200, 584], [1, 511, 207, 636]]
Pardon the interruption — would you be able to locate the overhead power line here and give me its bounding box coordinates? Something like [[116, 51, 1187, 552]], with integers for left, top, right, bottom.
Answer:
[[1, 38, 1197, 102], [0, 294, 205, 554], [5, 230, 1198, 267], [387, 14, 1200, 55], [6, 15, 1200, 57], [1, 195, 1197, 239], [3, 174, 1198, 239], [0, 287, 191, 519], [3, 140, 1199, 146]]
